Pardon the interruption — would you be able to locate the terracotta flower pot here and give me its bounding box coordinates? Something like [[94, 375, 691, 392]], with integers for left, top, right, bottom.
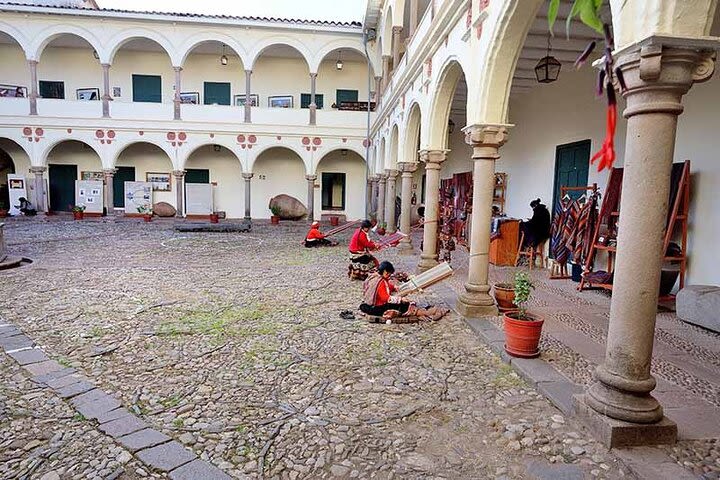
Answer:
[[493, 283, 516, 311], [73, 211, 84, 220], [0, 210, 8, 218], [143, 214, 152, 222], [330, 216, 339, 226], [271, 215, 280, 225], [376, 227, 386, 236], [503, 311, 544, 358], [210, 213, 219, 223]]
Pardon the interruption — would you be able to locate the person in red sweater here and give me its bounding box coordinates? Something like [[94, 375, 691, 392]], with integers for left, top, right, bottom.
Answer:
[[360, 261, 445, 320], [349, 220, 379, 267], [304, 221, 337, 248]]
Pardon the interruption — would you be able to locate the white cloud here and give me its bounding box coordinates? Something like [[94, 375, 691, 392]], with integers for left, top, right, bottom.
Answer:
[[97, 0, 366, 23]]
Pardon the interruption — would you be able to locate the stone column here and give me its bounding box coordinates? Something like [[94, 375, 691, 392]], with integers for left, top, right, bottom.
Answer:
[[376, 174, 387, 225], [173, 170, 185, 217], [366, 178, 373, 217], [173, 66, 182, 121], [28, 60, 38, 116], [392, 26, 403, 68], [456, 125, 509, 317], [309, 73, 318, 125], [384, 169, 398, 232], [242, 173, 253, 220], [409, 0, 419, 37], [306, 175, 317, 221], [397, 162, 417, 254], [374, 76, 382, 106], [244, 70, 252, 123], [370, 175, 379, 215], [583, 47, 715, 433], [417, 150, 446, 272], [30, 166, 46, 212], [381, 56, 391, 92], [101, 63, 111, 118], [103, 168, 116, 216]]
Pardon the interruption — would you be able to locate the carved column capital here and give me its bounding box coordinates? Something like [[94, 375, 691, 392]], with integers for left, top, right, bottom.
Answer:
[[392, 26, 403, 36], [464, 124, 510, 148], [418, 149, 447, 169], [102, 168, 117, 177], [242, 173, 254, 180], [172, 170, 186, 178], [398, 162, 418, 175], [30, 166, 46, 175], [305, 175, 317, 182], [384, 168, 398, 179]]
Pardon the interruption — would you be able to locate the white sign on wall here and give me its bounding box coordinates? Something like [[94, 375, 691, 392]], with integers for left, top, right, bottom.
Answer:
[[185, 183, 213, 215], [124, 181, 152, 214], [7, 174, 26, 215], [76, 180, 104, 214]]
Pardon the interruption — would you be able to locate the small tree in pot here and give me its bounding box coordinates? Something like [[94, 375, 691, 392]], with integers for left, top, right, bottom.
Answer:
[[137, 205, 153, 222], [493, 276, 516, 312], [72, 204, 86, 220], [503, 271, 544, 358], [270, 205, 281, 225]]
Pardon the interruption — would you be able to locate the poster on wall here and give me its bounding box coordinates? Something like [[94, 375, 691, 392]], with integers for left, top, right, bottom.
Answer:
[[75, 180, 103, 214], [7, 174, 27, 216], [185, 183, 212, 215], [124, 181, 152, 214]]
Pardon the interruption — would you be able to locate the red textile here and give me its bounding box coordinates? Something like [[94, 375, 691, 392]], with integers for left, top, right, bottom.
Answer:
[[374, 278, 396, 306], [349, 228, 377, 253], [306, 226, 325, 241]]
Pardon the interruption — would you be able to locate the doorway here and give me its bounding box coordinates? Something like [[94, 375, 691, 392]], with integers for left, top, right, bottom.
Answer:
[[113, 166, 135, 208], [551, 140, 591, 212], [48, 163, 78, 212]]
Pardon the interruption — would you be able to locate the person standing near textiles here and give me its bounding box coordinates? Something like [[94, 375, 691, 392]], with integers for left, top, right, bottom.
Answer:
[[304, 221, 337, 248], [359, 261, 447, 320], [520, 198, 551, 248], [349, 220, 379, 267]]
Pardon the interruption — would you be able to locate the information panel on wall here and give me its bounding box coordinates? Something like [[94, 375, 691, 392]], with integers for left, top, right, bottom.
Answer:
[[76, 180, 104, 214], [124, 181, 152, 214], [185, 183, 213, 215], [7, 174, 27, 215]]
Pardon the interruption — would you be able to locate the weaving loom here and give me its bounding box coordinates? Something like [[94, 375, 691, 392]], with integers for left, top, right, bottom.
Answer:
[[324, 220, 362, 238], [397, 262, 453, 296], [377, 231, 408, 249]]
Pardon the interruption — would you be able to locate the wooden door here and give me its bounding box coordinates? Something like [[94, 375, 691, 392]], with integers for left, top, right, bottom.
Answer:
[[552, 140, 590, 210], [48, 164, 77, 212], [113, 166, 135, 208]]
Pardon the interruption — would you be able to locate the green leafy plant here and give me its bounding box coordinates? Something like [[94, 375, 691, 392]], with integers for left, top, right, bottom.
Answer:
[[548, 0, 603, 35], [270, 205, 281, 216], [513, 271, 535, 319], [71, 204, 86, 213], [137, 205, 152, 215]]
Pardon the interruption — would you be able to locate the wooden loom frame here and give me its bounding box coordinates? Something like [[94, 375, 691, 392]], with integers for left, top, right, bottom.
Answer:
[[579, 160, 690, 301]]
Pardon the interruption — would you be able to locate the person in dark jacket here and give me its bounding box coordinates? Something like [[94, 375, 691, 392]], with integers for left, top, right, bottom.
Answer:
[[520, 198, 551, 248]]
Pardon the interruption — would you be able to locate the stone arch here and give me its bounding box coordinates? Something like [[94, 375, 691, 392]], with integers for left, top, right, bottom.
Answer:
[[387, 124, 400, 170], [315, 148, 367, 219], [248, 143, 308, 173], [0, 137, 31, 210], [179, 142, 244, 171], [247, 37, 313, 71], [184, 144, 245, 218], [378, 136, 387, 173], [311, 41, 376, 77], [106, 29, 177, 65], [43, 139, 103, 212], [31, 25, 103, 61], [403, 102, 422, 163], [178, 34, 248, 68], [313, 146, 367, 174], [110, 141, 174, 169], [381, 4, 394, 57], [0, 22, 31, 57], [250, 146, 307, 219], [41, 139, 102, 166], [427, 58, 467, 148]]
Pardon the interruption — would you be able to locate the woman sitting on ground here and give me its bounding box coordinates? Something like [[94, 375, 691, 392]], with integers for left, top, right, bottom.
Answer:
[[304, 221, 337, 248], [359, 261, 448, 321], [16, 197, 37, 216]]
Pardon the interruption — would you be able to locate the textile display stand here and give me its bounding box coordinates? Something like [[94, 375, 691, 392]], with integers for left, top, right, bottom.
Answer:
[[579, 160, 690, 301], [397, 262, 453, 296], [549, 184, 598, 279]]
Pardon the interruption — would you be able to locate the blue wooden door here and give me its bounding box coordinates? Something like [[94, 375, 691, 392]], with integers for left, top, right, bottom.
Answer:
[[552, 140, 591, 211]]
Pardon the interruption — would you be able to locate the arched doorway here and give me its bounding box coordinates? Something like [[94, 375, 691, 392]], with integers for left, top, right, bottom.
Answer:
[[251, 147, 306, 219], [114, 142, 174, 212], [46, 140, 102, 212], [184, 145, 243, 218], [315, 149, 366, 220]]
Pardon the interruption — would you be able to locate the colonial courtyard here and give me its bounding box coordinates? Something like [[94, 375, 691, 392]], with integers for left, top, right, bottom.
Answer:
[[1, 218, 718, 479]]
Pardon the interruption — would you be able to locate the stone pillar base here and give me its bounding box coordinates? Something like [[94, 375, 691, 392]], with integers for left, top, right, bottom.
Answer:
[[456, 294, 498, 317], [416, 256, 438, 273], [397, 241, 414, 255], [574, 394, 677, 448]]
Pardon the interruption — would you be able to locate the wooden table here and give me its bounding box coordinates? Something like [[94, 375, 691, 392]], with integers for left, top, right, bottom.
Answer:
[[489, 219, 520, 266]]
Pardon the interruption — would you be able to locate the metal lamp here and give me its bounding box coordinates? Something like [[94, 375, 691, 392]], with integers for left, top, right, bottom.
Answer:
[[535, 36, 561, 83]]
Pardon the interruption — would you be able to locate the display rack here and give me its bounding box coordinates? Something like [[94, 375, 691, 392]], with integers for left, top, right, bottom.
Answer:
[[549, 183, 598, 280], [493, 172, 507, 214]]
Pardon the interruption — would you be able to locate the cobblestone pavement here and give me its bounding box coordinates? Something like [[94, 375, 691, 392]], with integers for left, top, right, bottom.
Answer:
[[2, 218, 637, 479], [436, 237, 720, 480]]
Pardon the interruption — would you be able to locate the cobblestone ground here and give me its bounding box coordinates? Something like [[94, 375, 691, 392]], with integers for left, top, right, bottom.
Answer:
[[1, 218, 635, 479]]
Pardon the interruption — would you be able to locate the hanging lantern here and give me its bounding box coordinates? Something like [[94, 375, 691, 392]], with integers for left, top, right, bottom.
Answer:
[[336, 50, 344, 71], [220, 44, 228, 66], [535, 36, 561, 83]]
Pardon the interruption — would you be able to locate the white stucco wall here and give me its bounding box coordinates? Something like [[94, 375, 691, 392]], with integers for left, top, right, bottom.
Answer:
[[500, 66, 718, 286], [315, 150, 367, 220], [252, 148, 307, 219], [185, 145, 244, 218], [115, 143, 176, 208]]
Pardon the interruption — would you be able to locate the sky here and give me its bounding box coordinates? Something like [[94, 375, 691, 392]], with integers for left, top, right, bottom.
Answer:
[[97, 0, 366, 23]]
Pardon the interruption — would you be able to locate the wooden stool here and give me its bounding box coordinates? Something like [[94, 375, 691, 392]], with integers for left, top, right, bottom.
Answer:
[[515, 233, 546, 269]]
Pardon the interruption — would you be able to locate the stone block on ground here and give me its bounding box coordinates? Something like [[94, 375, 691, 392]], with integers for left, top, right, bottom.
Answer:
[[46, 373, 84, 389], [117, 428, 171, 453], [136, 441, 196, 472], [175, 221, 251, 233], [24, 359, 64, 377], [677, 285, 720, 333], [70, 388, 112, 406], [537, 381, 584, 416], [8, 347, 49, 365], [525, 460, 584, 480], [0, 334, 33, 351], [510, 357, 570, 386], [98, 414, 148, 438], [0, 325, 21, 337], [268, 194, 307, 220], [56, 381, 95, 399], [33, 367, 76, 385], [153, 202, 177, 217], [76, 398, 124, 420], [168, 459, 232, 480]]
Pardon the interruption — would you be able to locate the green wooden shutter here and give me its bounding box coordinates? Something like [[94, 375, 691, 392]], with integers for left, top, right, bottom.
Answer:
[[336, 89, 358, 106], [113, 167, 135, 208], [301, 94, 324, 109], [132, 75, 162, 103], [203, 82, 231, 106], [185, 169, 210, 184]]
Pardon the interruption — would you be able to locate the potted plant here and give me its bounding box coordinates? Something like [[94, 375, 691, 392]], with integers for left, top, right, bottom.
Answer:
[[72, 204, 86, 220], [376, 222, 387, 236], [493, 281, 516, 312], [210, 212, 219, 223], [270, 205, 281, 225], [137, 205, 153, 222], [503, 271, 544, 358], [0, 201, 7, 218], [329, 216, 339, 227]]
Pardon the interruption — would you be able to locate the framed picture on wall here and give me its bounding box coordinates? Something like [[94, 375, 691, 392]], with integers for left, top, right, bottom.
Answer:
[[113, 86, 122, 97], [234, 94, 259, 107], [81, 171, 104, 181], [146, 172, 172, 192], [0, 84, 27, 98], [268, 95, 293, 108], [180, 92, 200, 104], [77, 87, 100, 101]]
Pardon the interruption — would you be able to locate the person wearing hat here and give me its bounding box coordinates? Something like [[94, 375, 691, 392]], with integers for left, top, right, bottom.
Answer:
[[304, 221, 336, 248]]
